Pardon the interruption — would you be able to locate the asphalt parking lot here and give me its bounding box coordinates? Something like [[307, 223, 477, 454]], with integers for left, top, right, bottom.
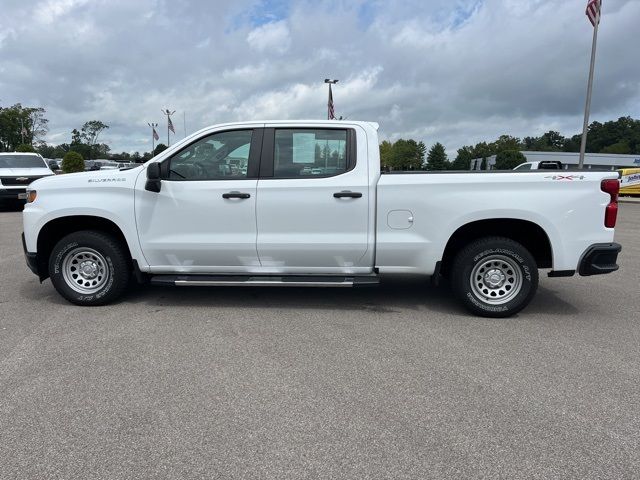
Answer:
[[1, 203, 638, 479]]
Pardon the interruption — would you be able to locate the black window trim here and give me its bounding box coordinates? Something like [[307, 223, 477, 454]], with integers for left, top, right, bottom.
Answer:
[[259, 127, 357, 180], [160, 127, 263, 181]]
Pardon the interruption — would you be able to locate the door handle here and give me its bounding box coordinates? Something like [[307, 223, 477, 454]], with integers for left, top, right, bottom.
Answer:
[[222, 191, 251, 199], [333, 191, 362, 198]]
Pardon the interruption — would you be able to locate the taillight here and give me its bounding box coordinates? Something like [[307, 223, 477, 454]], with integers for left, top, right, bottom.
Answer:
[[601, 179, 619, 228]]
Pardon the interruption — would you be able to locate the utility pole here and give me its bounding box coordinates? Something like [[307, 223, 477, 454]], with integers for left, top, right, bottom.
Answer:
[[324, 79, 338, 120], [578, 0, 602, 169], [148, 122, 158, 156], [162, 109, 176, 146]]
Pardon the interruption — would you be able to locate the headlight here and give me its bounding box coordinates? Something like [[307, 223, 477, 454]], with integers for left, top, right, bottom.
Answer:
[[26, 190, 37, 203]]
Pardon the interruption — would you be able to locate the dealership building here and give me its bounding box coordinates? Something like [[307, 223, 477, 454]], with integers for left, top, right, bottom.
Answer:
[[470, 151, 640, 170]]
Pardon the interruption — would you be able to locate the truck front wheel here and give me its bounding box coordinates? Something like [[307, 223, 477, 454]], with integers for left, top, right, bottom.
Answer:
[[450, 237, 538, 318], [48, 230, 130, 306]]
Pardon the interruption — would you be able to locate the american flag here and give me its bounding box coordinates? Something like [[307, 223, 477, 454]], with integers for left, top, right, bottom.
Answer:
[[328, 84, 335, 120], [586, 0, 601, 26], [153, 127, 159, 141], [168, 116, 175, 133]]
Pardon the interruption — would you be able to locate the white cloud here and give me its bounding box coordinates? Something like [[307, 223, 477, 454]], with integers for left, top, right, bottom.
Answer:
[[0, 0, 637, 154], [35, 0, 89, 24], [246, 20, 291, 54]]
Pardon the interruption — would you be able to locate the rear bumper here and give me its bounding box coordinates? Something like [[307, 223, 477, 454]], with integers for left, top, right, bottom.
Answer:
[[22, 233, 40, 277], [578, 242, 622, 276]]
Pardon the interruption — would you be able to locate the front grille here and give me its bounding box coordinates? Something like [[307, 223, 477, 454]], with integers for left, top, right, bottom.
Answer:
[[0, 176, 44, 186]]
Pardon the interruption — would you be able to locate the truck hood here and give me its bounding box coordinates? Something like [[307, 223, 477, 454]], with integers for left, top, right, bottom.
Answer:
[[0, 167, 54, 177], [29, 166, 143, 190]]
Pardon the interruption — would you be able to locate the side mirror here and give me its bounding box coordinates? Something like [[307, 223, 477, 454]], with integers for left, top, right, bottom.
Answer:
[[145, 162, 162, 193]]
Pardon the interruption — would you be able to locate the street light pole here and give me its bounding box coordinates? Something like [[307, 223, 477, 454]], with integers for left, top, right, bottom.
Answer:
[[324, 79, 338, 120]]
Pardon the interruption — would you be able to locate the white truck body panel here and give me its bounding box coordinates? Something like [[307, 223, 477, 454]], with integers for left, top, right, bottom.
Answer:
[[375, 172, 614, 274]]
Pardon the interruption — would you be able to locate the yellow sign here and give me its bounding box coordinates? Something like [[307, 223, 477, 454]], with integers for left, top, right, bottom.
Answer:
[[619, 168, 640, 196]]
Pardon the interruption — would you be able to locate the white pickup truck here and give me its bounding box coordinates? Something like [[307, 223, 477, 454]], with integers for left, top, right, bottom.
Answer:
[[22, 121, 622, 317], [1, 152, 54, 203]]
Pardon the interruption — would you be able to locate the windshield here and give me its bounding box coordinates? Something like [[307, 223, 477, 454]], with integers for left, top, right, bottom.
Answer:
[[0, 154, 47, 169]]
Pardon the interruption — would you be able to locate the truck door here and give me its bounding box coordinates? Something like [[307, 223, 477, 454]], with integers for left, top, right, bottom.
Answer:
[[255, 126, 372, 274], [135, 127, 263, 272]]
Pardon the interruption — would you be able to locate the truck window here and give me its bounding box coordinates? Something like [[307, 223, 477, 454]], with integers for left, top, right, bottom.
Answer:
[[273, 129, 348, 178], [167, 130, 253, 180], [514, 163, 532, 170]]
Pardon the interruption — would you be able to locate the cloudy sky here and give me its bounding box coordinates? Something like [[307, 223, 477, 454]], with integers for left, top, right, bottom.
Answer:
[[0, 0, 638, 154]]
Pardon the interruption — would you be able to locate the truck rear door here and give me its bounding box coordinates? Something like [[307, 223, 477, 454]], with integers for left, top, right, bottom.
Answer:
[[255, 125, 372, 273]]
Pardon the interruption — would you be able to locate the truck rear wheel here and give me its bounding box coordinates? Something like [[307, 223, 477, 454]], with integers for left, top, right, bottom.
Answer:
[[48, 230, 130, 306], [450, 236, 538, 318]]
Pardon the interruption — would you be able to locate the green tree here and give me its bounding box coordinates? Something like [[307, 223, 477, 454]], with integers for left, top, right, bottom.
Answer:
[[492, 135, 523, 153], [70, 128, 90, 158], [601, 141, 631, 154], [494, 150, 526, 169], [16, 143, 36, 152], [37, 144, 57, 158], [425, 142, 449, 170], [0, 104, 49, 151], [61, 151, 85, 173], [451, 146, 474, 170], [80, 120, 109, 160], [391, 139, 425, 170], [153, 143, 168, 156], [379, 140, 393, 170]]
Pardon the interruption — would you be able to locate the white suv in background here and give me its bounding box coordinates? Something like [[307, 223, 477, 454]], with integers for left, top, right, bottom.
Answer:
[[0, 152, 54, 203]]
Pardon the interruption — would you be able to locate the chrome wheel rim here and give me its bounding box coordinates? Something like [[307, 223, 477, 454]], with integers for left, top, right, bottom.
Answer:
[[470, 255, 522, 305], [62, 247, 109, 294]]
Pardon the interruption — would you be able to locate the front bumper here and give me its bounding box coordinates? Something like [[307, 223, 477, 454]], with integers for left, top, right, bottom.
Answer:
[[578, 242, 622, 276], [22, 233, 40, 277], [0, 188, 27, 200]]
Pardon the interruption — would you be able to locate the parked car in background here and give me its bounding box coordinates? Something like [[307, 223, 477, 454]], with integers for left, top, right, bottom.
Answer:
[[99, 161, 120, 170], [0, 152, 54, 203], [514, 161, 563, 170], [83, 160, 103, 171], [47, 159, 61, 172]]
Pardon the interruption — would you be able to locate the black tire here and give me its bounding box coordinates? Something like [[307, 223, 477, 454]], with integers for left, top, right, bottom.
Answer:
[[450, 236, 538, 318], [48, 230, 130, 306]]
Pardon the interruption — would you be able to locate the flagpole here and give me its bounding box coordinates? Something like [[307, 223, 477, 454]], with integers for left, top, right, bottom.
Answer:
[[148, 122, 157, 155], [324, 79, 338, 120], [578, 6, 600, 169], [162, 109, 175, 146]]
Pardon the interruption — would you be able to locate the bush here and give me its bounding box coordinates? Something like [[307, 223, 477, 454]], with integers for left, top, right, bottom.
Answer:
[[16, 144, 35, 152], [62, 151, 85, 173], [494, 150, 526, 170]]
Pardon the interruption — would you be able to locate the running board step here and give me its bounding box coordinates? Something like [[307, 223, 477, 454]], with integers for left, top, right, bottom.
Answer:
[[149, 275, 380, 288]]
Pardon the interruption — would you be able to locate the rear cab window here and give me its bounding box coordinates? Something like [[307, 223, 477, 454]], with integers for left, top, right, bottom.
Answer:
[[261, 128, 357, 179]]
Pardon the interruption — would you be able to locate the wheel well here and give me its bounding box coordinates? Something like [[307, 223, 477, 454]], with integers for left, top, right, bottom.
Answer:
[[36, 216, 132, 279], [440, 219, 552, 276]]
